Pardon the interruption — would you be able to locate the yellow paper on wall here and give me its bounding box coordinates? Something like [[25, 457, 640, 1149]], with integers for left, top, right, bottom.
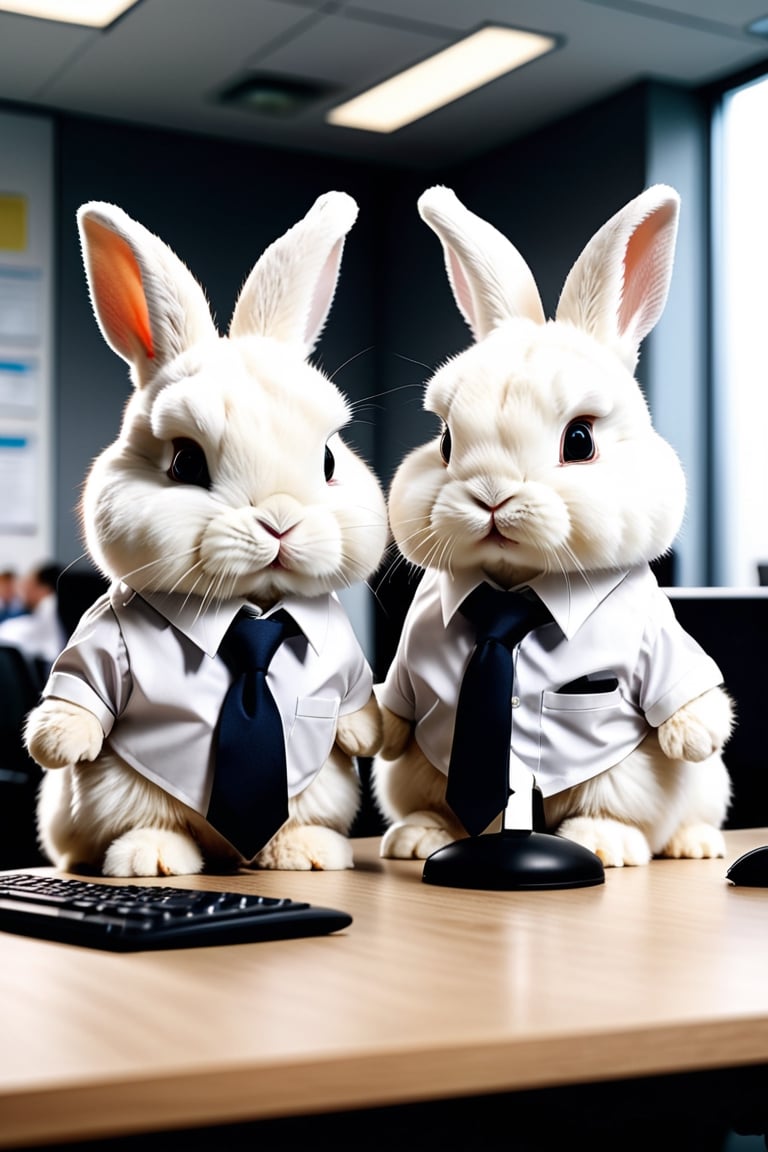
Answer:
[[0, 195, 27, 252]]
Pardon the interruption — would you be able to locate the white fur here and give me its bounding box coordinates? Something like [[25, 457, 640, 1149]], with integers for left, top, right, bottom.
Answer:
[[26, 193, 387, 876], [373, 185, 733, 868]]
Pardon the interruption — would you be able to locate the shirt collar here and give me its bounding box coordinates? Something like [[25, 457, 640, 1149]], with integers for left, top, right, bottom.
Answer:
[[119, 584, 328, 658], [438, 566, 632, 639], [439, 570, 491, 626]]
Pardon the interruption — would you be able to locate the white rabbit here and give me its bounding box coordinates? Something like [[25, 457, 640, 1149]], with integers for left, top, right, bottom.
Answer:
[[373, 184, 734, 869], [25, 192, 388, 877]]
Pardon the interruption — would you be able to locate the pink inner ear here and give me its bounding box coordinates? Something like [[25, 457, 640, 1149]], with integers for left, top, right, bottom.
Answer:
[[618, 202, 675, 339], [84, 219, 155, 360], [304, 236, 342, 347], [447, 250, 480, 337]]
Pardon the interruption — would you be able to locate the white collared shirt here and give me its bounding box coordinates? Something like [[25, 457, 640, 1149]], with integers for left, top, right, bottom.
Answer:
[[377, 563, 724, 796], [43, 582, 373, 814]]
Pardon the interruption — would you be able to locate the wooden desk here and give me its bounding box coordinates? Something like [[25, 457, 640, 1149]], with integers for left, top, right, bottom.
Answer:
[[1, 829, 768, 1149]]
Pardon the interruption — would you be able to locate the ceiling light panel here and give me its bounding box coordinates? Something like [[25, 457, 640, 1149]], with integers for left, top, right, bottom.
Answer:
[[0, 1, 139, 28], [327, 25, 558, 133]]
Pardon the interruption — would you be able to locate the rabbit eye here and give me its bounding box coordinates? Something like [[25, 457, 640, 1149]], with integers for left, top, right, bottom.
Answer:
[[562, 419, 595, 463], [324, 444, 336, 482], [439, 425, 452, 465], [168, 438, 210, 488]]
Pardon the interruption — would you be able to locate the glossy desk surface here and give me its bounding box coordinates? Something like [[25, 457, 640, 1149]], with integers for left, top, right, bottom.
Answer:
[[1, 829, 767, 1147]]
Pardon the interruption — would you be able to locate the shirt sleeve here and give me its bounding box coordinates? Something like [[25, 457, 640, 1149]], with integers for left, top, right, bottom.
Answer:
[[328, 599, 376, 716], [376, 618, 417, 722], [43, 596, 130, 735], [640, 590, 725, 727]]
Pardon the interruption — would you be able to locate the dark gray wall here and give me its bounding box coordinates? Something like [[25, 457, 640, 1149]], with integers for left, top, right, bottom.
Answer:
[[53, 82, 704, 574], [644, 83, 711, 586]]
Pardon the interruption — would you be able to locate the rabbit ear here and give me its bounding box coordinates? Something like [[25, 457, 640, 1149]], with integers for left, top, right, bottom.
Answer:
[[555, 185, 680, 371], [77, 203, 216, 386], [229, 191, 358, 354], [417, 185, 545, 341]]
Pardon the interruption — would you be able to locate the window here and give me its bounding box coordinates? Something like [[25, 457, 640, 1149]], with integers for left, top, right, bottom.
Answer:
[[712, 72, 768, 586]]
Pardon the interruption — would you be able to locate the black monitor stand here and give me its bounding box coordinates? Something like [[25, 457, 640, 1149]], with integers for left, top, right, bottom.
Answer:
[[422, 783, 605, 890], [422, 829, 605, 890]]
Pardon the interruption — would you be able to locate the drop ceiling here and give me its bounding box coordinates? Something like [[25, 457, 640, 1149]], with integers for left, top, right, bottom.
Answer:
[[1, 0, 767, 168]]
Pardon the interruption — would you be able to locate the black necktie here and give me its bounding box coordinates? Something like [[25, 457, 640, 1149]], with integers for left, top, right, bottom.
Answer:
[[208, 610, 297, 858], [446, 583, 551, 837]]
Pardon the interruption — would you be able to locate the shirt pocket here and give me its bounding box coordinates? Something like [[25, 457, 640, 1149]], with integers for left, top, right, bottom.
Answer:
[[542, 679, 622, 715], [555, 675, 619, 696], [540, 678, 640, 780], [285, 696, 340, 790]]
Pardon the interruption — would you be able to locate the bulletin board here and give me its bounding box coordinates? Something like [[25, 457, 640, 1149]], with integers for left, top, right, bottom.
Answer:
[[0, 111, 53, 569]]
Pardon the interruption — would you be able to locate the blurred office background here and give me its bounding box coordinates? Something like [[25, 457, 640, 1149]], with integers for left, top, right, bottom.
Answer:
[[2, 0, 768, 665]]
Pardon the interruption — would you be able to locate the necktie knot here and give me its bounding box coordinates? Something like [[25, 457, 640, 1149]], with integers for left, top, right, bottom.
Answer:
[[459, 583, 551, 649], [219, 610, 296, 674]]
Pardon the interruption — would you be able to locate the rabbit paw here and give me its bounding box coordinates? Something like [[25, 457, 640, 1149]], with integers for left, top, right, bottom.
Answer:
[[102, 828, 204, 877], [24, 699, 104, 769], [659, 822, 726, 860], [256, 824, 354, 870], [377, 705, 414, 760], [380, 813, 457, 860], [556, 816, 652, 868], [657, 688, 733, 762], [335, 694, 383, 758]]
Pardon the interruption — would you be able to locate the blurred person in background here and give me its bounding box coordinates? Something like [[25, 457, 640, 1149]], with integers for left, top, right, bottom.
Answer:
[[0, 561, 66, 671], [0, 569, 25, 623]]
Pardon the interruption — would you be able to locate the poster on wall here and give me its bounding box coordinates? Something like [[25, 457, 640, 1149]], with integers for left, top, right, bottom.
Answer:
[[0, 193, 27, 252], [0, 265, 42, 347], [0, 112, 52, 565], [0, 433, 37, 532], [0, 356, 38, 414]]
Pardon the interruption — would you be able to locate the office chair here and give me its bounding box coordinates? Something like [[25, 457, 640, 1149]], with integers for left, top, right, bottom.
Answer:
[[0, 566, 107, 869], [0, 643, 47, 868]]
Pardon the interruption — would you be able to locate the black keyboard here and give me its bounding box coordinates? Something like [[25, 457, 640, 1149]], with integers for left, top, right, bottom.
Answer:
[[0, 872, 352, 951]]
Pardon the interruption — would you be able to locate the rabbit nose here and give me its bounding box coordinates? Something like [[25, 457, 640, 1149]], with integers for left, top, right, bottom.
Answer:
[[259, 521, 287, 540], [255, 494, 302, 536], [469, 479, 520, 512], [472, 499, 505, 519]]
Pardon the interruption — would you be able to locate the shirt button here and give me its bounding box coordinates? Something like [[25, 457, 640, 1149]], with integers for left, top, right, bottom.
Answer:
[[511, 696, 521, 708]]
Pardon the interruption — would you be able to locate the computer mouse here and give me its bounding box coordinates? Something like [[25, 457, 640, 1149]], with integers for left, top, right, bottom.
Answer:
[[725, 845, 768, 887]]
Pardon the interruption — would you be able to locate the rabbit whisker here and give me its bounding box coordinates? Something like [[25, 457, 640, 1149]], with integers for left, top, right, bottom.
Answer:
[[117, 551, 197, 590], [328, 346, 374, 381]]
